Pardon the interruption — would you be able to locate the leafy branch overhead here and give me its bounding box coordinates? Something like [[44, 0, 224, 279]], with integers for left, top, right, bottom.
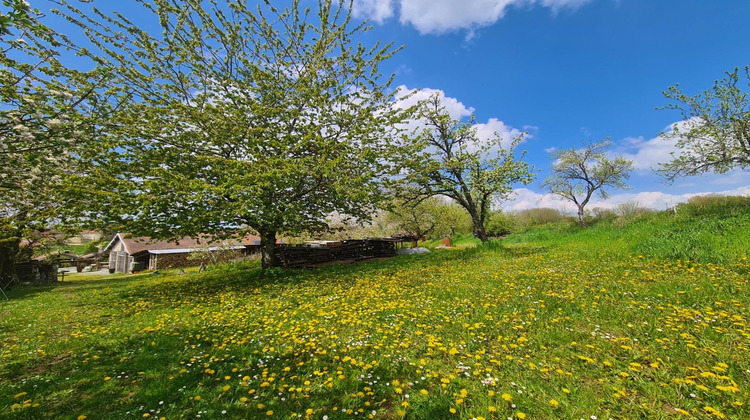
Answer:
[[1, 0, 121, 281], [658, 66, 750, 181]]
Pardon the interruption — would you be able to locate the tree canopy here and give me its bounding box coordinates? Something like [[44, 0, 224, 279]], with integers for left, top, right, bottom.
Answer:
[[658, 66, 750, 181], [1, 0, 115, 282], [542, 140, 633, 227], [56, 0, 416, 268], [404, 95, 535, 242]]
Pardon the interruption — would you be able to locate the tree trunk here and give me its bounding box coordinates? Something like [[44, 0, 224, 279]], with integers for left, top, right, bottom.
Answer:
[[0, 236, 21, 287], [577, 206, 587, 227], [258, 229, 280, 269], [471, 215, 489, 242]]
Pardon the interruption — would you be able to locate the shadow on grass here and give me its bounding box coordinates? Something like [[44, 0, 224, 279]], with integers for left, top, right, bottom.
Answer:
[[1, 273, 152, 303], [4, 244, 540, 310]]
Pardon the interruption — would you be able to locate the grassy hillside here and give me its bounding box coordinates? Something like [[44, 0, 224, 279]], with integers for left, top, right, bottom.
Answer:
[[1, 200, 749, 419], [504, 195, 750, 265]]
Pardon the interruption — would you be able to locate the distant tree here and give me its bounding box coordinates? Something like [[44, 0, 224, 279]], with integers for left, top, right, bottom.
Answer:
[[386, 197, 442, 246], [433, 200, 473, 238], [542, 140, 633, 227], [59, 0, 415, 268], [406, 95, 535, 242], [658, 67, 750, 181], [485, 210, 516, 237]]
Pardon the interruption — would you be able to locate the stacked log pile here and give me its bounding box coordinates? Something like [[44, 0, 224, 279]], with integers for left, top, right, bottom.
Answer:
[[276, 238, 402, 268]]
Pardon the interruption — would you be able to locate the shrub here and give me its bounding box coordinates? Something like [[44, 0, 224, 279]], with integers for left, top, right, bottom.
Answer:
[[513, 208, 567, 230], [614, 200, 651, 218], [590, 207, 617, 223], [486, 211, 517, 236], [680, 194, 750, 217], [84, 242, 100, 254]]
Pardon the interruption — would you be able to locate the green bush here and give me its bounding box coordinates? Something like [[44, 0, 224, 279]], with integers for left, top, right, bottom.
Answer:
[[679, 194, 750, 217], [485, 211, 517, 236], [614, 200, 651, 218], [513, 208, 568, 230]]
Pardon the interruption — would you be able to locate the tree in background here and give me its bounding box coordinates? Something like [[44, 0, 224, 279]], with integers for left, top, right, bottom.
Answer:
[[386, 196, 442, 246], [542, 140, 633, 227], [485, 210, 516, 237], [658, 67, 750, 181], [1, 0, 114, 283], [405, 95, 535, 242], [432, 200, 473, 238], [59, 0, 415, 268]]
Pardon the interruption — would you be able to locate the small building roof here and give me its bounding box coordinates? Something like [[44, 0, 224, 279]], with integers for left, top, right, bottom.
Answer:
[[32, 252, 81, 261], [103, 233, 264, 255]]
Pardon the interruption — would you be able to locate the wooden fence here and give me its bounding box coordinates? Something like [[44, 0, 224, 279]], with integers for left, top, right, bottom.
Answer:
[[275, 238, 408, 268]]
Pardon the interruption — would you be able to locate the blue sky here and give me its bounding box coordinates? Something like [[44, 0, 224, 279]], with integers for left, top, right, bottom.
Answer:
[[350, 0, 750, 211]]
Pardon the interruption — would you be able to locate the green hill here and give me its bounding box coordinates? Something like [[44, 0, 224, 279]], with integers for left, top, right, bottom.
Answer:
[[1, 198, 748, 419]]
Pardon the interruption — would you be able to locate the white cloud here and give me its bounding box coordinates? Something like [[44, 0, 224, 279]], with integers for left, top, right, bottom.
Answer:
[[615, 119, 703, 172], [616, 135, 677, 171], [395, 85, 474, 119], [351, 0, 396, 23], [503, 188, 577, 212], [504, 185, 750, 212], [353, 0, 593, 35], [394, 85, 525, 150], [474, 118, 524, 149]]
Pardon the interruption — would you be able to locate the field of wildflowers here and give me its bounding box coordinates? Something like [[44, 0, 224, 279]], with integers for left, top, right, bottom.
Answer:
[[1, 205, 749, 419]]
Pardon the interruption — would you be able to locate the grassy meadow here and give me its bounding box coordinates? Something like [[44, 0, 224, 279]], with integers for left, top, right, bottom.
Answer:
[[2, 198, 749, 419]]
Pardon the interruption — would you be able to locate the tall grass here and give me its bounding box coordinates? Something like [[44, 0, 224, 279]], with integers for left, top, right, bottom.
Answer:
[[504, 195, 750, 264]]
